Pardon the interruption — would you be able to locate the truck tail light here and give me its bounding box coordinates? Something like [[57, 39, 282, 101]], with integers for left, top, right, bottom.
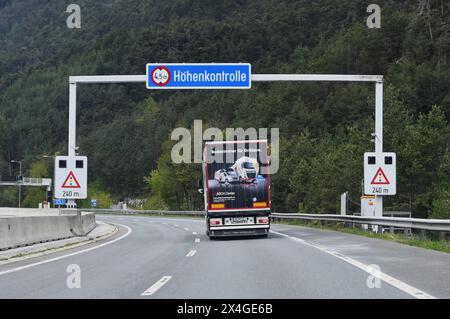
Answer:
[[210, 218, 222, 226], [253, 202, 267, 208], [257, 217, 269, 224]]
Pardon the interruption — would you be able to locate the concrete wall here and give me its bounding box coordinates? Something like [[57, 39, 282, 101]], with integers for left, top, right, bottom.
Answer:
[[0, 207, 61, 217], [0, 212, 96, 250]]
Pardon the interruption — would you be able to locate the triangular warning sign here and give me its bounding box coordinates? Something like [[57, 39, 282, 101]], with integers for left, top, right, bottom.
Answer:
[[61, 171, 81, 188], [370, 167, 390, 185]]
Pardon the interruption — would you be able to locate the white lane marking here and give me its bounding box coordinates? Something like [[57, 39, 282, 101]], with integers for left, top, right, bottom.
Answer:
[[186, 250, 197, 257], [184, 228, 190, 231], [195, 238, 200, 243], [0, 223, 132, 277], [174, 225, 179, 227], [192, 232, 198, 235], [162, 222, 168, 225], [141, 276, 172, 296], [270, 230, 436, 299]]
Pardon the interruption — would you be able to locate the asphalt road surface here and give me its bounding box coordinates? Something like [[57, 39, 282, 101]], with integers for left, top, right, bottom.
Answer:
[[0, 215, 448, 299]]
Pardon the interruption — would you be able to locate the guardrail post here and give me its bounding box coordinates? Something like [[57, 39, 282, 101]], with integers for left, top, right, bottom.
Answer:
[[419, 229, 427, 239], [439, 231, 446, 241], [377, 225, 383, 234]]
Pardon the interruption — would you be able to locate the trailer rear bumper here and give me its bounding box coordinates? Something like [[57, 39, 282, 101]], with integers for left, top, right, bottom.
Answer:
[[209, 225, 269, 237]]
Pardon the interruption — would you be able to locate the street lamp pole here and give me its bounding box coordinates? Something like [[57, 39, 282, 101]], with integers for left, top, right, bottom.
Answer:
[[11, 160, 22, 208], [43, 155, 55, 206]]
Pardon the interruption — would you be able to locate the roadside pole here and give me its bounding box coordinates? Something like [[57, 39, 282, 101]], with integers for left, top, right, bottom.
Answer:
[[374, 81, 383, 225], [67, 82, 77, 209], [68, 82, 77, 157]]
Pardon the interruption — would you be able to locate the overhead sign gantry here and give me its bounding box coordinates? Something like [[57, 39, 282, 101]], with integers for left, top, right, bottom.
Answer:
[[66, 64, 390, 214]]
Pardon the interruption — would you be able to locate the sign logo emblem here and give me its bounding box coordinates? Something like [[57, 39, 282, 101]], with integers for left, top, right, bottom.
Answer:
[[151, 66, 170, 86], [370, 167, 390, 185], [61, 171, 81, 188]]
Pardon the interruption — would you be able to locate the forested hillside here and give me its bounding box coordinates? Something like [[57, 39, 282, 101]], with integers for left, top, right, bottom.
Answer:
[[0, 0, 448, 218]]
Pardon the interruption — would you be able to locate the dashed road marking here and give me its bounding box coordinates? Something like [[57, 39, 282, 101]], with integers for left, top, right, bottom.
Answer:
[[141, 276, 172, 296], [195, 238, 200, 243], [186, 250, 197, 257], [184, 228, 190, 231], [192, 232, 198, 235]]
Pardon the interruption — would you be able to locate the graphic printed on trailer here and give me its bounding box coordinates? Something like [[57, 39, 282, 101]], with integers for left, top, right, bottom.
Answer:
[[204, 140, 270, 211]]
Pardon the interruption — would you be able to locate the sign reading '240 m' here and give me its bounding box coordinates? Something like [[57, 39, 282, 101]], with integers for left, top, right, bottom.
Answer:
[[146, 63, 251, 89]]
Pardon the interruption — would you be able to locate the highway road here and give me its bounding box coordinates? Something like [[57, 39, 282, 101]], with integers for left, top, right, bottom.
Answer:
[[0, 214, 448, 299]]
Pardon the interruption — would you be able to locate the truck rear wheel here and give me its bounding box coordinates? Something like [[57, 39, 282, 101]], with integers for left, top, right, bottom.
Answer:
[[206, 230, 216, 240]]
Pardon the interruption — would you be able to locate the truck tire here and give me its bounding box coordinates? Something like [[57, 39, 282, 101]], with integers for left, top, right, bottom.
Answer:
[[206, 230, 216, 240]]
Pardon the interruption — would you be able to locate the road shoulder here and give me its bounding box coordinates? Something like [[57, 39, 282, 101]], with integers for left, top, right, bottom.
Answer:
[[271, 223, 450, 298], [0, 221, 117, 266]]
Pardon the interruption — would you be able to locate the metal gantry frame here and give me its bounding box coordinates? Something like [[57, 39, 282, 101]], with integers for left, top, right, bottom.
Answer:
[[68, 73, 384, 215]]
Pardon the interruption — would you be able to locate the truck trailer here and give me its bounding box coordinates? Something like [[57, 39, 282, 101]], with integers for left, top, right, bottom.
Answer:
[[201, 140, 271, 238]]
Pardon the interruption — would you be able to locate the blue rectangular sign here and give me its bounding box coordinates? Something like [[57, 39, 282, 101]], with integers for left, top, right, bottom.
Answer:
[[53, 198, 66, 206], [146, 63, 251, 89]]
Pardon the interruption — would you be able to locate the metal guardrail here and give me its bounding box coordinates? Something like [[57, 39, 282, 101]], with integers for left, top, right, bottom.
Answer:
[[270, 213, 450, 233], [83, 209, 450, 234], [82, 208, 205, 217]]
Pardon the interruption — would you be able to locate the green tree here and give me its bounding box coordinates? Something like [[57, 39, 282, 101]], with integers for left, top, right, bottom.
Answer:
[[22, 158, 49, 208]]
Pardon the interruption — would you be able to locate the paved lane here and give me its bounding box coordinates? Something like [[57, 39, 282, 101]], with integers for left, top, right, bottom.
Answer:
[[0, 215, 446, 298]]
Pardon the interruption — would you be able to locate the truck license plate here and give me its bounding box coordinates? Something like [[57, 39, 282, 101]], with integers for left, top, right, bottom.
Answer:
[[224, 217, 254, 225]]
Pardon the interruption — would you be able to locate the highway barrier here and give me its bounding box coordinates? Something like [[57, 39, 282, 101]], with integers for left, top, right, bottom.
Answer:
[[270, 213, 450, 231], [0, 211, 96, 250], [83, 208, 204, 217]]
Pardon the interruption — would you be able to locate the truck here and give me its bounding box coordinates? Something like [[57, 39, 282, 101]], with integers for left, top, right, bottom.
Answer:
[[201, 140, 271, 238]]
